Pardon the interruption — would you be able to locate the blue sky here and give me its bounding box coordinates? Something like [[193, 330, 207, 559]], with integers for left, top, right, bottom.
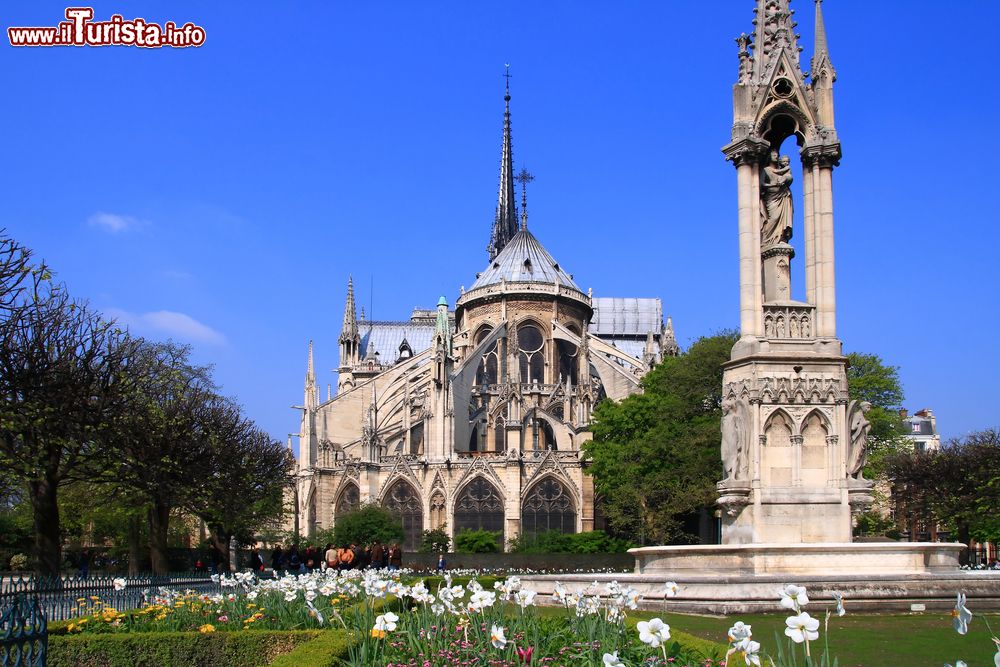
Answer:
[[2, 1, 997, 443]]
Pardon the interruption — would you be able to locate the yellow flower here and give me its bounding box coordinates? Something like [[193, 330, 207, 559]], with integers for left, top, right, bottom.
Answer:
[[370, 628, 386, 639], [198, 624, 216, 634], [67, 623, 77, 632], [76, 598, 86, 603]]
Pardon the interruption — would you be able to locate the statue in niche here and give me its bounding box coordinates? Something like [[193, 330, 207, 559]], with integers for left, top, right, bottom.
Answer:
[[760, 151, 794, 247], [721, 397, 750, 481], [776, 315, 786, 338], [801, 315, 811, 337], [846, 400, 872, 478], [790, 316, 799, 338]]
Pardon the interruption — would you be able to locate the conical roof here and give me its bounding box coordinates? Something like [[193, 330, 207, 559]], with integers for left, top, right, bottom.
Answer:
[[471, 228, 580, 291]]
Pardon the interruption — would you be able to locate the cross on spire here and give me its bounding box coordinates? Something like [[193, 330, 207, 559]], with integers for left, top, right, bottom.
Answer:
[[516, 168, 534, 229]]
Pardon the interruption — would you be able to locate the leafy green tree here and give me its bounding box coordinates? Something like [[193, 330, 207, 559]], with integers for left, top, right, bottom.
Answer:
[[846, 352, 908, 476], [332, 503, 404, 546], [584, 331, 737, 545], [419, 527, 451, 553], [454, 529, 502, 553], [507, 530, 634, 554]]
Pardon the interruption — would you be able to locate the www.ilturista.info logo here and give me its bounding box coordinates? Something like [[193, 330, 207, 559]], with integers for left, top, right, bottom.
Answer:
[[8, 8, 206, 48]]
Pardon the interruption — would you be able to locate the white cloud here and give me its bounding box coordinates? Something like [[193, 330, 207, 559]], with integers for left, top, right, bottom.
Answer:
[[87, 212, 148, 233], [105, 308, 226, 346]]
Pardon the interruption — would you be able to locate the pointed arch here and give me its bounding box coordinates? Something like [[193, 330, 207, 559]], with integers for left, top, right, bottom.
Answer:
[[762, 409, 794, 488], [335, 482, 360, 518], [521, 476, 576, 537], [382, 479, 423, 551], [800, 409, 830, 487], [453, 476, 505, 545]]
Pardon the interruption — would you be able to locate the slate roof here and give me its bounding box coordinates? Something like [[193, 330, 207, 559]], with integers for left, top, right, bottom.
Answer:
[[359, 321, 443, 363], [589, 297, 663, 338], [471, 228, 580, 291]]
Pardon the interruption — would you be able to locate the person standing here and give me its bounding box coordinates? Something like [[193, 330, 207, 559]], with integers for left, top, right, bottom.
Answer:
[[251, 547, 265, 573], [324, 543, 336, 572], [371, 541, 385, 570], [436, 552, 447, 573], [388, 543, 402, 571]]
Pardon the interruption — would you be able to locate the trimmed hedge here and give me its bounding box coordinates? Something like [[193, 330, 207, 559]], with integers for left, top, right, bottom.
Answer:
[[268, 629, 360, 667], [48, 630, 323, 667]]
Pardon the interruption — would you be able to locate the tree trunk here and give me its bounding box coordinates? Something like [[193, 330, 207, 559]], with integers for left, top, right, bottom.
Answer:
[[127, 512, 143, 575], [958, 523, 972, 566], [27, 477, 62, 576], [148, 500, 172, 574], [209, 525, 231, 572]]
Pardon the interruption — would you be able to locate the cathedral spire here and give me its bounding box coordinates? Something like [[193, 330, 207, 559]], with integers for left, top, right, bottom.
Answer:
[[487, 66, 519, 261], [305, 339, 317, 408], [339, 276, 358, 344]]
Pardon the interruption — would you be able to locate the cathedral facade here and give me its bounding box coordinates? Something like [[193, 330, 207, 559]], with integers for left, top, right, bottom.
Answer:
[[292, 82, 678, 551]]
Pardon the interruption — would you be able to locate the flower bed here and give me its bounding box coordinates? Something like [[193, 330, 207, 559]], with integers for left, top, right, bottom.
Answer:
[[51, 568, 999, 666]]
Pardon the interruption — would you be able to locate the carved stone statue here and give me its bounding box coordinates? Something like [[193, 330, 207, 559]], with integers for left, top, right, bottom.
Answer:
[[721, 397, 750, 481], [760, 151, 794, 247], [846, 400, 872, 478]]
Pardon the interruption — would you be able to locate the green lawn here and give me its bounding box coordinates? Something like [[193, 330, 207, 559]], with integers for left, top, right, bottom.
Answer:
[[637, 609, 1000, 667]]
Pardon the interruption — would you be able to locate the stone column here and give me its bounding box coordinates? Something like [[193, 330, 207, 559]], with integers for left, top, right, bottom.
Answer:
[[818, 166, 837, 337], [724, 138, 769, 342], [801, 164, 817, 304]]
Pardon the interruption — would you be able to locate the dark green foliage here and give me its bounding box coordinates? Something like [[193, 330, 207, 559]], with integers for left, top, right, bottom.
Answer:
[[853, 510, 900, 539], [333, 503, 404, 546], [584, 331, 738, 545], [846, 352, 908, 476], [886, 428, 1000, 546], [418, 526, 451, 553], [507, 530, 634, 554], [48, 630, 323, 667], [453, 528, 502, 553]]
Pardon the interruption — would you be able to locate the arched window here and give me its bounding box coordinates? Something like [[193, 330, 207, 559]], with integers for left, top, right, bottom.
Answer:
[[557, 339, 578, 384], [453, 477, 504, 545], [494, 414, 506, 453], [335, 484, 359, 517], [763, 411, 793, 487], [522, 477, 576, 536], [475, 326, 499, 386], [517, 323, 545, 383], [409, 422, 424, 456], [524, 411, 557, 450], [800, 412, 829, 486], [382, 481, 423, 551]]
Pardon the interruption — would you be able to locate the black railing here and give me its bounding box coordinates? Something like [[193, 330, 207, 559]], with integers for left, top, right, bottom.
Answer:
[[0, 595, 46, 667], [0, 573, 221, 622]]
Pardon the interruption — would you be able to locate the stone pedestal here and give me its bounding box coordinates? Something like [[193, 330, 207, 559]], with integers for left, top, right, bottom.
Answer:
[[762, 243, 794, 302]]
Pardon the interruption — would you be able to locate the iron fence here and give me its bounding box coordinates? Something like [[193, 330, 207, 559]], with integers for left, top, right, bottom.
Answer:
[[0, 595, 46, 667], [0, 573, 221, 622]]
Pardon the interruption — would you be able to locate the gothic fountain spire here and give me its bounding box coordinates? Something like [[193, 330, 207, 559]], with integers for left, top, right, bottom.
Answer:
[[487, 65, 520, 262], [339, 275, 358, 344], [752, 0, 803, 81], [305, 339, 317, 408]]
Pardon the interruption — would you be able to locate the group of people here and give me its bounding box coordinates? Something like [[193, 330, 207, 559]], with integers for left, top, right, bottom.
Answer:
[[268, 541, 403, 574]]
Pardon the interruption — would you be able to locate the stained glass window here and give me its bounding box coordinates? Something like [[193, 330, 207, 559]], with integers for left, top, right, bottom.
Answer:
[[335, 484, 360, 517], [453, 477, 505, 544], [383, 481, 423, 551], [521, 477, 576, 536]]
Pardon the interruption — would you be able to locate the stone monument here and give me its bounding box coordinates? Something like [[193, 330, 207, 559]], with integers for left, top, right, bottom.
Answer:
[[518, 0, 996, 614]]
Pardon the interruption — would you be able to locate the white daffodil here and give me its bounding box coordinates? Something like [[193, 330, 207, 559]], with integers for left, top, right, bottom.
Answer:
[[515, 589, 537, 609], [728, 621, 752, 644], [552, 581, 568, 605], [431, 602, 444, 616], [663, 581, 679, 598], [779, 584, 809, 611], [952, 593, 973, 635], [784, 611, 820, 643], [944, 661, 967, 667], [112, 577, 127, 592], [305, 599, 325, 626], [374, 611, 398, 633], [831, 591, 846, 617], [740, 639, 762, 667], [993, 636, 1000, 667], [602, 651, 624, 666], [637, 617, 671, 647], [490, 623, 508, 649]]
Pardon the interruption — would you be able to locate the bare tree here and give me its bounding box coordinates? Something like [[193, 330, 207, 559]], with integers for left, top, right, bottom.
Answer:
[[0, 276, 138, 575]]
